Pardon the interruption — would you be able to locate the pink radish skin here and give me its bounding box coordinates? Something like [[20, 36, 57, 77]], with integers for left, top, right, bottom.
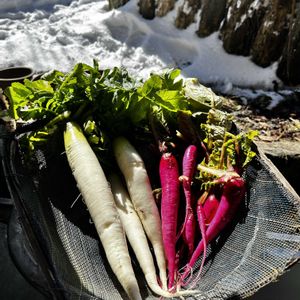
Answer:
[[182, 209, 196, 258], [160, 152, 180, 290], [179, 145, 198, 257], [192, 202, 208, 285], [202, 194, 219, 226], [180, 176, 246, 283]]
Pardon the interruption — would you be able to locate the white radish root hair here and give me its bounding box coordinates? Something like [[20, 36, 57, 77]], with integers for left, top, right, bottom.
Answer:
[[64, 122, 141, 300]]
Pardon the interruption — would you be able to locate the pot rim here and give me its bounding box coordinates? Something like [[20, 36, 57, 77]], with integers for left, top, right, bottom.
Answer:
[[0, 66, 34, 82]]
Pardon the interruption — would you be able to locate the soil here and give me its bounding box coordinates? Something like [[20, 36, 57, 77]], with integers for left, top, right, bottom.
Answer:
[[222, 94, 300, 195], [222, 95, 300, 144]]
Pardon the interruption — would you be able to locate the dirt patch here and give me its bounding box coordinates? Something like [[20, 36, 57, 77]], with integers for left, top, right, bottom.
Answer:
[[222, 95, 300, 195], [222, 96, 300, 143]]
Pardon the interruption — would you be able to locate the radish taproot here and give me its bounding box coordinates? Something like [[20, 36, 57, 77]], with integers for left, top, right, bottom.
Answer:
[[202, 193, 219, 226], [64, 122, 141, 300], [182, 211, 196, 259], [180, 175, 246, 283], [109, 173, 198, 298], [159, 152, 180, 290], [113, 136, 168, 290], [179, 145, 198, 257], [193, 200, 208, 284]]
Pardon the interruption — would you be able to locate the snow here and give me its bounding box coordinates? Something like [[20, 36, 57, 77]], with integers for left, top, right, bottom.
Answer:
[[182, 0, 193, 15], [0, 0, 287, 107], [225, 86, 294, 110], [0, 0, 73, 12], [234, 13, 247, 31], [250, 0, 263, 10], [264, 20, 274, 28]]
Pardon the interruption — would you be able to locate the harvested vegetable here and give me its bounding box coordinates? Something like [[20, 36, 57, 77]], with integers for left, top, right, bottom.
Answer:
[[159, 151, 180, 290], [4, 61, 258, 297], [64, 122, 141, 300], [109, 173, 197, 298], [202, 193, 220, 227], [181, 174, 246, 283], [179, 145, 198, 257], [109, 172, 168, 296], [113, 136, 168, 290]]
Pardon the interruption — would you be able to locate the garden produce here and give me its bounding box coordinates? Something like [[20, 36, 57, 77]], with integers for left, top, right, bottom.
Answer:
[[3, 61, 257, 297]]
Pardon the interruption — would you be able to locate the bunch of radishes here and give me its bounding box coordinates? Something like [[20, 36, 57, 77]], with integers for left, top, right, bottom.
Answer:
[[41, 109, 255, 300], [5, 63, 257, 299], [64, 118, 251, 299], [159, 143, 247, 291], [64, 123, 199, 299]]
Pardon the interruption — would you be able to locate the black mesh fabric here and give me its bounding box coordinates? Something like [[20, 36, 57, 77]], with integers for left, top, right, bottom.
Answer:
[[2, 130, 300, 300]]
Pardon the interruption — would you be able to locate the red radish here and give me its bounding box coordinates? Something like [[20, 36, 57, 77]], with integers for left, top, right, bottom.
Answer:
[[192, 201, 208, 285], [182, 145, 198, 182], [180, 190, 209, 287], [160, 152, 180, 290], [202, 193, 219, 226], [182, 209, 196, 258], [180, 176, 246, 283], [179, 145, 198, 257]]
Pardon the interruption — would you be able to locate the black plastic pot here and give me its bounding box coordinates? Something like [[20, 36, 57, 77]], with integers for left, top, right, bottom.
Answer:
[[0, 67, 34, 90]]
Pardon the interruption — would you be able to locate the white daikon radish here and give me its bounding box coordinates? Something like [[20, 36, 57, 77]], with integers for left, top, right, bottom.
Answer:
[[64, 122, 141, 300]]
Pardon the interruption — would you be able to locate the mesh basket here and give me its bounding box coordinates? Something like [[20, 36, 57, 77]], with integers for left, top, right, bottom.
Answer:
[[1, 126, 300, 300]]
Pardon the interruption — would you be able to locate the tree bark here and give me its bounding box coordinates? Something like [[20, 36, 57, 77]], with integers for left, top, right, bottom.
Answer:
[[277, 2, 300, 85], [251, 0, 293, 67], [220, 0, 268, 56], [138, 0, 156, 19], [197, 0, 226, 37], [108, 0, 129, 9], [156, 0, 176, 17], [175, 0, 202, 29]]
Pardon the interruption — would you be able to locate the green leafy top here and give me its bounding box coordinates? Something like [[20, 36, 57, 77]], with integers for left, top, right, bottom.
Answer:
[[4, 61, 257, 172], [197, 108, 258, 186]]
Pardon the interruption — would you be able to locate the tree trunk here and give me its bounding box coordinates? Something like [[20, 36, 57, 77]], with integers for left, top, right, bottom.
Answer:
[[138, 0, 156, 20], [108, 0, 129, 9], [220, 0, 268, 56], [251, 0, 293, 67], [156, 0, 176, 17], [175, 0, 202, 29], [197, 0, 226, 37], [277, 3, 300, 85]]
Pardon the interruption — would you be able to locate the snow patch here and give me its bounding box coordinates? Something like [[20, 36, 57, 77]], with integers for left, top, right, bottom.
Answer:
[[182, 1, 192, 15]]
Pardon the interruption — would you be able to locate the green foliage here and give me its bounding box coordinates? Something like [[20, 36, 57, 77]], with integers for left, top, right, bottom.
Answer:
[[5, 61, 257, 173], [183, 78, 223, 111], [198, 109, 258, 185]]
